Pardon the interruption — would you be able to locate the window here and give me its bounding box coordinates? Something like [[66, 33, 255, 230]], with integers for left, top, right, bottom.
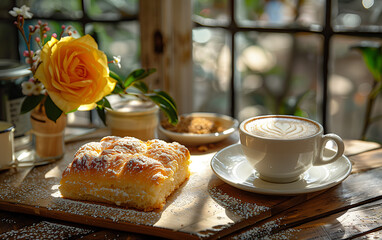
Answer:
[[192, 0, 382, 142], [1, 0, 382, 142]]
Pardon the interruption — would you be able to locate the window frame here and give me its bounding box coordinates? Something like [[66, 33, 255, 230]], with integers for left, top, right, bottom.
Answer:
[[3, 0, 382, 132], [192, 0, 382, 131]]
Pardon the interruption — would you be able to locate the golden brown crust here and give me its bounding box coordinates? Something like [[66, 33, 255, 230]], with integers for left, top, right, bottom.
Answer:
[[59, 136, 190, 211]]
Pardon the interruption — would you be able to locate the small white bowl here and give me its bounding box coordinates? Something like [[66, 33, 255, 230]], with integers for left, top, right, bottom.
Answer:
[[159, 112, 238, 146]]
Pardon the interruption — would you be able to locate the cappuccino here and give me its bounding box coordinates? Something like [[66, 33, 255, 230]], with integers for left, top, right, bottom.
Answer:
[[244, 116, 319, 139], [239, 115, 344, 183]]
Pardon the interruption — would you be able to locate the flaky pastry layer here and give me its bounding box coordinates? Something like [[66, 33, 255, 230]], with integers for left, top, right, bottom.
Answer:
[[59, 136, 190, 211]]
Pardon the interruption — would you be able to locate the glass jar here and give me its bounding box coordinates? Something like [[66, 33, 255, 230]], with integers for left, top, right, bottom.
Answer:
[[0, 60, 32, 151], [106, 97, 159, 141]]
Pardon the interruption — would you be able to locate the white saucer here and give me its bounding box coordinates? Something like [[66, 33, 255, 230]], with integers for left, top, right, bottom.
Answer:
[[211, 144, 352, 195]]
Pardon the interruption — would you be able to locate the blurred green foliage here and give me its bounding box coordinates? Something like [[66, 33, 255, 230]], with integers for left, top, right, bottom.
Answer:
[[351, 42, 382, 140]]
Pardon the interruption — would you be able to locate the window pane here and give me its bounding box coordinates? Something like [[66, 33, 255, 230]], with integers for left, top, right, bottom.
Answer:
[[333, 0, 382, 30], [86, 22, 140, 76], [85, 0, 138, 20], [21, 0, 83, 19], [193, 0, 230, 26], [329, 36, 382, 142], [235, 32, 320, 122], [193, 27, 231, 115], [236, 0, 325, 29], [0, 23, 18, 59], [0, 0, 13, 17]]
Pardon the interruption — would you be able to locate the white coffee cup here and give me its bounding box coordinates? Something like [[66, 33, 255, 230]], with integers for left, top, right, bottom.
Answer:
[[239, 115, 345, 183], [0, 121, 15, 169]]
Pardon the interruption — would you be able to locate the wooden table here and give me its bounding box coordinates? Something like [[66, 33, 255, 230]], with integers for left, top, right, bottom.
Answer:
[[0, 129, 381, 240]]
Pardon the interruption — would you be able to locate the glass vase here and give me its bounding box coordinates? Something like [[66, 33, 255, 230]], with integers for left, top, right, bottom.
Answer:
[[30, 106, 67, 164]]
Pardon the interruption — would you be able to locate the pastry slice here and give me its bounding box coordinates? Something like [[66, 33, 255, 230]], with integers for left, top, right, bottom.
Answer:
[[59, 136, 190, 211]]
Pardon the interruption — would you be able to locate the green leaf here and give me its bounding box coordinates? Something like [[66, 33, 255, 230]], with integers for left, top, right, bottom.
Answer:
[[110, 70, 125, 94], [294, 109, 305, 117], [124, 68, 156, 89], [20, 95, 45, 114], [133, 81, 149, 93], [96, 105, 107, 126], [109, 70, 123, 85], [351, 42, 382, 82], [112, 84, 124, 94], [97, 97, 112, 109], [361, 48, 382, 82], [95, 97, 112, 126], [44, 95, 63, 122], [146, 92, 178, 125], [154, 90, 177, 109], [153, 90, 177, 109], [125, 69, 144, 88]]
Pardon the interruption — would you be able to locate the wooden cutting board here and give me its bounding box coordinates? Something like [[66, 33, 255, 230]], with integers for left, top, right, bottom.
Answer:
[[0, 132, 361, 240]]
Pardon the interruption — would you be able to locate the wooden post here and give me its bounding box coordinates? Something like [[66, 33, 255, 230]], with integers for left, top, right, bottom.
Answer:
[[139, 0, 193, 114]]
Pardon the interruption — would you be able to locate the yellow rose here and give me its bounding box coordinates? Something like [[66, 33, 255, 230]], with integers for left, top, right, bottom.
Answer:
[[35, 35, 116, 113]]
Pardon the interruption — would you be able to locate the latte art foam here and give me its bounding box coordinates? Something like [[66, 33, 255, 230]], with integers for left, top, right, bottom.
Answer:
[[244, 117, 319, 139]]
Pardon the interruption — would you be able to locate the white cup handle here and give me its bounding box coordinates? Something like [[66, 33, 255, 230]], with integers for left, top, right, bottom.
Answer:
[[314, 133, 345, 166]]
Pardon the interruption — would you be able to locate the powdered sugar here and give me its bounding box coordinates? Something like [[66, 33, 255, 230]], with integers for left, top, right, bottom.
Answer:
[[232, 218, 300, 240], [64, 137, 188, 182], [0, 221, 93, 240], [49, 197, 160, 225], [208, 187, 270, 219]]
